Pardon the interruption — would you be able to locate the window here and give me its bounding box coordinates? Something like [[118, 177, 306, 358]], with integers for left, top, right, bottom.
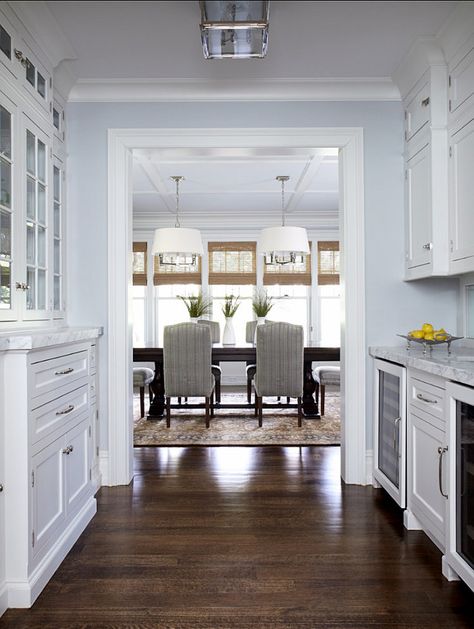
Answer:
[[263, 250, 311, 286], [208, 242, 256, 344], [133, 242, 147, 286], [132, 285, 147, 346], [155, 283, 201, 346], [266, 284, 310, 343], [154, 251, 201, 285], [317, 241, 340, 346]]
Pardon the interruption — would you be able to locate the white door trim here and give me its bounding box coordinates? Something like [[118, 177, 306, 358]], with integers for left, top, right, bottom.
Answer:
[[107, 127, 366, 486]]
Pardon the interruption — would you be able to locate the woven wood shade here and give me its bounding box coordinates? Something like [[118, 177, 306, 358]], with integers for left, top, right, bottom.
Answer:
[[153, 254, 202, 285], [208, 242, 257, 285], [263, 244, 312, 286], [133, 242, 147, 286], [318, 241, 340, 285]]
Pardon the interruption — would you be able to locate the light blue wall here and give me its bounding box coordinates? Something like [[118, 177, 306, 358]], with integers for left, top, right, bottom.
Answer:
[[66, 101, 459, 450]]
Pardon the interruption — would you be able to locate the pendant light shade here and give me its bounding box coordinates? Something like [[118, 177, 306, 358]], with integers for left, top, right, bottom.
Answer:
[[151, 176, 204, 266], [258, 176, 310, 265]]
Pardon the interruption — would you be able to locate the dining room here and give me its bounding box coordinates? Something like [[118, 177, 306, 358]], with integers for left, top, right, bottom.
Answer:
[[131, 145, 342, 448]]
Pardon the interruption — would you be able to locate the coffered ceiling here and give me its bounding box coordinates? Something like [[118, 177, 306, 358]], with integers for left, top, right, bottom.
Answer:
[[132, 147, 339, 231]]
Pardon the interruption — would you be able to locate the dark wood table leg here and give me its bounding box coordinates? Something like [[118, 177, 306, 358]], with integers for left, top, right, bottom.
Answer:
[[303, 360, 320, 418], [148, 360, 164, 419]]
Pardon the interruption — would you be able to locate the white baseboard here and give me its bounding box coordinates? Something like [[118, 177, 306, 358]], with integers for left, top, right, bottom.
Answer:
[[221, 376, 246, 386], [0, 582, 8, 618], [7, 498, 96, 608], [365, 449, 374, 485], [99, 450, 109, 486]]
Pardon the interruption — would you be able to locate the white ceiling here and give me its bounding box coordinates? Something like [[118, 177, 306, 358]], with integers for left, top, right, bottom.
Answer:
[[132, 147, 339, 231], [46, 1, 457, 81]]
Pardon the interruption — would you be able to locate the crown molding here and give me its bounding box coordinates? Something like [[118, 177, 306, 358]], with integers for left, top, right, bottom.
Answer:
[[68, 77, 400, 103], [392, 37, 446, 99]]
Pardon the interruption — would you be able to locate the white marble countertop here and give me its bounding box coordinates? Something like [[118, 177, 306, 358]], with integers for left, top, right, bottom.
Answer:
[[369, 345, 474, 387], [0, 326, 103, 351]]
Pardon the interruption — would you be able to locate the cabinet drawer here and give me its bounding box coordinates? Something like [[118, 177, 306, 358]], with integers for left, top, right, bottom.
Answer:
[[90, 344, 96, 374], [449, 44, 474, 122], [409, 376, 445, 421], [406, 81, 431, 141], [31, 384, 89, 445], [30, 350, 89, 406]]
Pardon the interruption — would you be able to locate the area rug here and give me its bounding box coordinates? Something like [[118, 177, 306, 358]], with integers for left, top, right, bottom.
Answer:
[[133, 391, 340, 446]]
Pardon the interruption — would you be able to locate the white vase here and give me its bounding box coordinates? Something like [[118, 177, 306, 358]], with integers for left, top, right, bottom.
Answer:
[[223, 317, 236, 346], [190, 317, 198, 323]]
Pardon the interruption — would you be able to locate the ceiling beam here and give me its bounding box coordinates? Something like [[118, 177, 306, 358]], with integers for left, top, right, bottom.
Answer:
[[136, 159, 175, 214], [286, 155, 325, 214]]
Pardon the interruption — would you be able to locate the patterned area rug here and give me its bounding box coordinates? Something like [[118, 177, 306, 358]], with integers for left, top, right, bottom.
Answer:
[[133, 391, 340, 446]]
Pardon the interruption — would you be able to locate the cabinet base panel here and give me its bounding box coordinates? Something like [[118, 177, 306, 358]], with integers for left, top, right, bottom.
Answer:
[[7, 497, 96, 608], [442, 555, 461, 582], [404, 509, 422, 530], [0, 582, 8, 618]]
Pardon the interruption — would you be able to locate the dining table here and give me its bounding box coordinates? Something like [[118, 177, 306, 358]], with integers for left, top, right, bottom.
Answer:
[[133, 344, 340, 419]]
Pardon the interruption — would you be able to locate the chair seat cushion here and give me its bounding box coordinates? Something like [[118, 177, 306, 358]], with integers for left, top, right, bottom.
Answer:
[[133, 367, 154, 387], [313, 365, 340, 385]]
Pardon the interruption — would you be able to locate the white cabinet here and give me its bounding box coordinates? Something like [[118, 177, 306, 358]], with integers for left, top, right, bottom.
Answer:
[[448, 117, 474, 273], [0, 381, 6, 617], [405, 141, 432, 270], [1, 336, 99, 608]]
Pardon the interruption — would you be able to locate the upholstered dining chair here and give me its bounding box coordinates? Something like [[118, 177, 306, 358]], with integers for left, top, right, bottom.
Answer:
[[198, 319, 222, 403], [133, 367, 154, 418], [245, 320, 258, 403], [254, 322, 304, 427], [163, 322, 215, 428]]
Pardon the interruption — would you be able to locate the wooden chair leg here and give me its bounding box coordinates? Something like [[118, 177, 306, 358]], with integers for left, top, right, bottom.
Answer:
[[166, 396, 171, 428], [287, 396, 290, 405], [247, 377, 252, 403], [205, 396, 210, 428], [178, 396, 182, 405], [254, 393, 259, 416], [148, 386, 153, 403], [258, 396, 263, 428], [210, 391, 215, 417], [298, 396, 302, 427], [139, 386, 145, 418], [215, 377, 221, 404], [320, 384, 326, 416]]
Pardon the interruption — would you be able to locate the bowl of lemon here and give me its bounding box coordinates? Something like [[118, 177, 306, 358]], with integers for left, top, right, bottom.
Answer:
[[398, 323, 463, 355]]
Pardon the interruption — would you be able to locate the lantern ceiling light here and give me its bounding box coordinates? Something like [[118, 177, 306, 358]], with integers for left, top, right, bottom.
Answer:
[[258, 176, 310, 266], [151, 176, 204, 266], [199, 1, 270, 59]]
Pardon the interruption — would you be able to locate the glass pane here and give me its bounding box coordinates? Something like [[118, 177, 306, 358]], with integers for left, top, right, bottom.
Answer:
[[25, 59, 35, 86], [266, 296, 308, 344], [53, 274, 60, 310], [37, 184, 46, 224], [133, 251, 145, 274], [54, 238, 60, 274], [37, 226, 46, 267], [26, 131, 35, 175], [26, 222, 35, 264], [0, 157, 11, 208], [53, 108, 60, 130], [54, 203, 60, 238], [0, 105, 11, 158], [0, 24, 11, 60], [37, 269, 46, 310], [0, 259, 10, 308], [457, 400, 474, 569], [466, 286, 474, 339], [37, 141, 45, 182], [320, 296, 341, 346], [37, 72, 45, 98], [132, 296, 145, 346], [26, 177, 35, 219], [0, 208, 11, 258], [53, 166, 60, 202], [378, 371, 400, 489], [26, 266, 35, 309]]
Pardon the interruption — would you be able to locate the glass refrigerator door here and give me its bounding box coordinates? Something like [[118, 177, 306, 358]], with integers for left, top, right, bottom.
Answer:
[[457, 400, 474, 569], [379, 370, 401, 489]]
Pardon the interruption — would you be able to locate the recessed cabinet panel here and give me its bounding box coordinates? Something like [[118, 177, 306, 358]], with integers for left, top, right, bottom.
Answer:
[[406, 81, 431, 141], [406, 144, 432, 269], [409, 410, 446, 548], [449, 45, 474, 121], [65, 420, 90, 518], [30, 350, 88, 403], [31, 434, 65, 559], [450, 118, 474, 265]]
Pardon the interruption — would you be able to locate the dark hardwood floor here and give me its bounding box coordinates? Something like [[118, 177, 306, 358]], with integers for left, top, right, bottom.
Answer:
[[2, 446, 474, 628]]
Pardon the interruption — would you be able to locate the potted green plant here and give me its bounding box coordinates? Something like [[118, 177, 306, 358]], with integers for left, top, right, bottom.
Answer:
[[179, 292, 212, 322], [221, 295, 240, 345], [252, 290, 273, 325]]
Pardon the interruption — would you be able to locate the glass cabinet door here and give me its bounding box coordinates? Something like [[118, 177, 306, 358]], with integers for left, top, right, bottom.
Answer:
[[378, 370, 402, 489], [52, 157, 64, 316], [24, 120, 49, 318], [0, 95, 17, 320]]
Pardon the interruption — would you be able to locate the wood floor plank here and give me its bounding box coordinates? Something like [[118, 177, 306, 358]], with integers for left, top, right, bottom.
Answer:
[[1, 446, 474, 628]]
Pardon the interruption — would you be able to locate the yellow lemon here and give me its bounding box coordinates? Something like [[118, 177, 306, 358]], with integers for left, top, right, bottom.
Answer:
[[434, 332, 448, 341], [422, 323, 434, 334], [409, 330, 424, 339], [424, 333, 435, 341]]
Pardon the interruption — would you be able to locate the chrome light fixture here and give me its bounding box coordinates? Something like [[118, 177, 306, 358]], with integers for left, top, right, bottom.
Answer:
[[199, 1, 270, 59], [152, 176, 204, 266], [258, 176, 310, 266]]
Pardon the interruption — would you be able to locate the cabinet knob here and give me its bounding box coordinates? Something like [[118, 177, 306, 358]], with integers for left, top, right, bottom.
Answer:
[[421, 97, 430, 107], [0, 484, 3, 492], [422, 243, 432, 250], [14, 49, 27, 66]]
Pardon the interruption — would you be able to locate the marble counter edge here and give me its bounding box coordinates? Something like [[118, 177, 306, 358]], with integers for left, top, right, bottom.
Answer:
[[369, 346, 474, 387], [0, 326, 104, 351]]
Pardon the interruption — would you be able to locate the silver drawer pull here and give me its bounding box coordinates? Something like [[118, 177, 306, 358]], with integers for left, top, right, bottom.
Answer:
[[438, 446, 448, 498], [422, 242, 432, 250], [62, 445, 74, 455], [417, 393, 437, 404], [55, 367, 74, 375], [56, 404, 75, 416], [421, 97, 430, 107]]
